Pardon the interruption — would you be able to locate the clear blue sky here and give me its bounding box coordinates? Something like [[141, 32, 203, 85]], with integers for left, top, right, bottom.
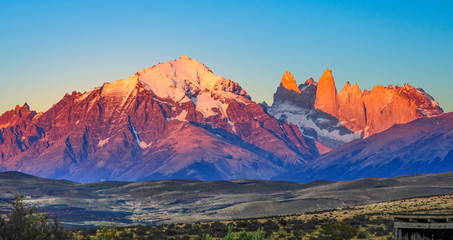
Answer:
[[1, 0, 452, 113]]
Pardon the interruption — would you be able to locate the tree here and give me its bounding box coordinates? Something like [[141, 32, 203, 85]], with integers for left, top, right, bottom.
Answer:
[[318, 221, 356, 240], [0, 194, 67, 240]]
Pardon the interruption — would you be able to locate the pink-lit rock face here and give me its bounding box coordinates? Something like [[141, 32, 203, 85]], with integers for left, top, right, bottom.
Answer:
[[361, 85, 417, 137], [314, 141, 332, 155], [0, 104, 37, 160], [338, 82, 367, 133], [0, 56, 318, 182], [280, 71, 301, 93], [314, 69, 340, 118], [338, 83, 443, 137], [276, 68, 443, 141]]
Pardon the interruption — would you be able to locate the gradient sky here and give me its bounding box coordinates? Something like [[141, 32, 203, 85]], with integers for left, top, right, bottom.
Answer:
[[1, 0, 453, 114]]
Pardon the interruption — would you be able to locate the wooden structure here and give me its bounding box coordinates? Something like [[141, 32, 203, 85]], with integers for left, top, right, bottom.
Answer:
[[393, 214, 453, 240]]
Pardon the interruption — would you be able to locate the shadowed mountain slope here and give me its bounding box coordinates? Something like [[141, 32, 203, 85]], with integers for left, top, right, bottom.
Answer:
[[278, 112, 453, 182], [0, 56, 318, 182]]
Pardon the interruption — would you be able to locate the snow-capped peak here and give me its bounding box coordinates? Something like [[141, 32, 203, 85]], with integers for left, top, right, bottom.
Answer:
[[179, 54, 191, 60], [136, 55, 249, 103]]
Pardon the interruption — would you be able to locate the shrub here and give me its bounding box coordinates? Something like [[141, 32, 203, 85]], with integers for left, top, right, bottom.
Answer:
[[344, 214, 370, 226], [245, 220, 260, 232], [318, 221, 356, 240], [134, 224, 148, 235], [208, 222, 228, 237], [201, 233, 212, 240], [118, 230, 134, 239], [374, 226, 386, 236], [357, 231, 367, 239], [0, 194, 67, 240], [221, 225, 265, 240], [223, 225, 235, 240], [277, 218, 287, 226], [90, 225, 118, 240]]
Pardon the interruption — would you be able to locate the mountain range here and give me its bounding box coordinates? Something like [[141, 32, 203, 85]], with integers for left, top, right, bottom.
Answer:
[[0, 55, 449, 182], [268, 69, 443, 148]]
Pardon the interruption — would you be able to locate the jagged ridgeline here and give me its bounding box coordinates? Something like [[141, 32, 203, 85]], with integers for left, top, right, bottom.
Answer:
[[0, 56, 446, 182], [268, 69, 442, 149], [0, 56, 318, 182]]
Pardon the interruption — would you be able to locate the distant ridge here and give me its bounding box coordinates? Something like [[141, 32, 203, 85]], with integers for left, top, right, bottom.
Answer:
[[0, 56, 318, 182], [0, 57, 448, 183], [278, 112, 453, 182], [268, 69, 443, 148]]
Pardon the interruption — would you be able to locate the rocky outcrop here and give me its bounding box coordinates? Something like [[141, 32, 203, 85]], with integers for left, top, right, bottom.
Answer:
[[361, 85, 416, 137], [338, 82, 366, 133], [342, 83, 443, 137], [269, 71, 361, 149], [0, 104, 37, 160], [280, 71, 301, 93], [269, 69, 443, 148], [314, 69, 339, 118], [0, 56, 318, 182], [273, 75, 317, 110]]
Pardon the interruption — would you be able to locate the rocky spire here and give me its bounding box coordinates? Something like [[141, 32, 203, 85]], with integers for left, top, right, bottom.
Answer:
[[314, 69, 339, 118], [280, 71, 301, 93], [305, 78, 317, 86], [338, 81, 366, 132]]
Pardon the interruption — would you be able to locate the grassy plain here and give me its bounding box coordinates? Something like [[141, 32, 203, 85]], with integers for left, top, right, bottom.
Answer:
[[72, 194, 453, 239]]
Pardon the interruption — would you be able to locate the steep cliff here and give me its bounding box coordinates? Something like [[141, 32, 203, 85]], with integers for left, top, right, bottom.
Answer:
[[269, 69, 443, 149], [0, 56, 318, 182], [314, 69, 339, 118]]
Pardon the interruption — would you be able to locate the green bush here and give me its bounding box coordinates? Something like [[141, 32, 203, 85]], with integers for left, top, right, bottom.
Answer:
[[0, 194, 67, 240], [357, 231, 367, 239], [89, 225, 118, 240], [201, 233, 212, 240], [220, 225, 265, 240], [318, 221, 356, 240]]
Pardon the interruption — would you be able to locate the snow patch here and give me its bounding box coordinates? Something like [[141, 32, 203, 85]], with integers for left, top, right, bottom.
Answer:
[[101, 75, 138, 107], [96, 160, 105, 167], [173, 110, 188, 122], [98, 138, 110, 147], [128, 118, 152, 149], [315, 118, 330, 124], [75, 92, 91, 103], [226, 117, 236, 134], [268, 103, 360, 143], [32, 112, 43, 120], [192, 93, 229, 118], [139, 141, 152, 149], [129, 119, 141, 146]]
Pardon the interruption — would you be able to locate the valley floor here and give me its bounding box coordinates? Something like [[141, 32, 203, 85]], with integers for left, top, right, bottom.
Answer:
[[71, 194, 453, 240], [2, 171, 453, 229]]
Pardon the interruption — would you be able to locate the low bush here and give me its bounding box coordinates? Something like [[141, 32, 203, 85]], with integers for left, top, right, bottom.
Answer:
[[0, 194, 67, 240]]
